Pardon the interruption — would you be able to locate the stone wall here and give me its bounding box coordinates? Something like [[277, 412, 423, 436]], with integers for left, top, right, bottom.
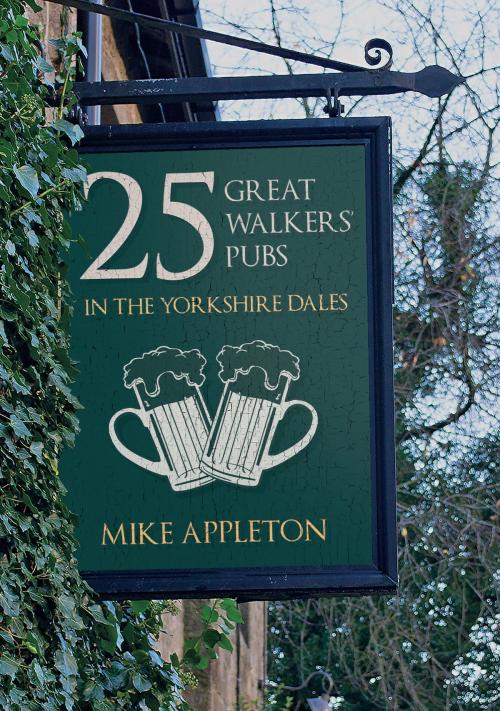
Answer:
[[26, 0, 76, 61]]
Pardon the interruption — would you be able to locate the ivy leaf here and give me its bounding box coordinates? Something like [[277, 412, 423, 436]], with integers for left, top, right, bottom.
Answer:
[[15, 16, 29, 29], [5, 29, 18, 44], [220, 598, 238, 612], [87, 604, 113, 626], [0, 139, 14, 166], [0, 655, 20, 679], [217, 634, 234, 652], [196, 656, 209, 670], [30, 660, 46, 686], [224, 605, 244, 624], [170, 652, 180, 668], [29, 441, 43, 462], [0, 587, 20, 616], [129, 600, 150, 615], [52, 118, 84, 146], [36, 56, 53, 73], [132, 673, 152, 693], [14, 164, 39, 199], [183, 647, 201, 666], [24, 631, 43, 656], [54, 649, 78, 678], [0, 42, 15, 62], [57, 593, 84, 630], [148, 650, 164, 667], [201, 604, 219, 624], [203, 629, 221, 648], [48, 38, 66, 49], [83, 679, 105, 701], [9, 414, 31, 439], [61, 165, 87, 183], [0, 630, 15, 646]]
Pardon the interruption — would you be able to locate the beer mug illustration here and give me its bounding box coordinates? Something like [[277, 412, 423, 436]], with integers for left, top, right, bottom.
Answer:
[[200, 340, 318, 486], [109, 346, 213, 491]]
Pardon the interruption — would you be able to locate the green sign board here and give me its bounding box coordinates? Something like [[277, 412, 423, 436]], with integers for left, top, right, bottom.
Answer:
[[62, 119, 396, 599]]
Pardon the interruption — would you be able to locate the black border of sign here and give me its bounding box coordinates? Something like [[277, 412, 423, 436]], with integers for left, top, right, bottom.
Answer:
[[75, 117, 397, 601]]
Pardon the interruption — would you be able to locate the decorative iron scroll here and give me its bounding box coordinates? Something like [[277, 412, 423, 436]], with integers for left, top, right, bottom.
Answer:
[[364, 38, 393, 70]]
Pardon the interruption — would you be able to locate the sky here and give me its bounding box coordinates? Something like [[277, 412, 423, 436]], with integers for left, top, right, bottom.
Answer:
[[198, 0, 497, 167]]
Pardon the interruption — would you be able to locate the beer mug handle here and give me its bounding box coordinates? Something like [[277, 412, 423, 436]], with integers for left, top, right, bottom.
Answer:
[[265, 400, 318, 469], [109, 408, 171, 477]]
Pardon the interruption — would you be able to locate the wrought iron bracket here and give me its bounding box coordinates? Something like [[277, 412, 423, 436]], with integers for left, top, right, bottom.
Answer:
[[45, 0, 464, 119], [323, 87, 345, 118], [58, 66, 464, 109]]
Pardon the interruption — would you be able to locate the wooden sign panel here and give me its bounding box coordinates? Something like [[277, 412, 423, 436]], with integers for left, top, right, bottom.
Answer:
[[62, 118, 397, 599]]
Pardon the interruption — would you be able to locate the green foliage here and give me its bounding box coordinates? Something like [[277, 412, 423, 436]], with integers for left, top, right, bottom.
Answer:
[[183, 599, 243, 670], [0, 3, 241, 709]]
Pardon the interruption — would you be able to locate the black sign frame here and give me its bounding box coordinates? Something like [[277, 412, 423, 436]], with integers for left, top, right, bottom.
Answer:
[[74, 117, 397, 601]]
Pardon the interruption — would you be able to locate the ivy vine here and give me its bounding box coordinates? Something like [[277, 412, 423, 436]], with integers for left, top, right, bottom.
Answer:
[[0, 2, 240, 709]]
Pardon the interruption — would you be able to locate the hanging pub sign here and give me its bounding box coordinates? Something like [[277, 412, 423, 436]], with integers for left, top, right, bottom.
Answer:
[[61, 118, 397, 600]]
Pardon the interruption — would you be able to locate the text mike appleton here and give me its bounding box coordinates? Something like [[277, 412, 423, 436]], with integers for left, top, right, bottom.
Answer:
[[101, 518, 329, 546]]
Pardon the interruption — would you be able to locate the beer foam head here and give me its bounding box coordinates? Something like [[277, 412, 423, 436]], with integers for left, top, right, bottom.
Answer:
[[123, 346, 206, 395], [217, 340, 300, 390]]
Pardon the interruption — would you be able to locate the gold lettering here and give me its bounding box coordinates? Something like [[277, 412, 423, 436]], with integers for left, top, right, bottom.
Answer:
[[128, 298, 143, 315], [207, 296, 222, 313], [113, 297, 126, 315], [318, 293, 330, 311], [204, 520, 218, 543], [249, 520, 262, 543], [328, 293, 340, 310], [232, 295, 250, 312], [261, 520, 280, 543], [182, 521, 201, 544], [219, 520, 233, 543], [139, 522, 158, 545], [85, 297, 107, 316], [173, 297, 190, 314], [222, 295, 234, 312], [305, 518, 327, 542], [303, 295, 317, 311], [288, 294, 304, 311], [160, 296, 174, 313], [161, 522, 173, 544], [280, 519, 304, 542], [102, 523, 126, 546], [191, 296, 205, 314], [234, 520, 248, 543], [272, 294, 282, 312], [256, 295, 272, 313]]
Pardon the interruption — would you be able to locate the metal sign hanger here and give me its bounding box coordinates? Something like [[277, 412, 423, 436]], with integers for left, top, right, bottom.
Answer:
[[46, 0, 464, 116]]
